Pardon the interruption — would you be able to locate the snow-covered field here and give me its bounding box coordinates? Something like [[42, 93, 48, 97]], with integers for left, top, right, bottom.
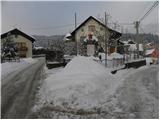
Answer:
[[1, 58, 37, 79], [31, 56, 158, 119]]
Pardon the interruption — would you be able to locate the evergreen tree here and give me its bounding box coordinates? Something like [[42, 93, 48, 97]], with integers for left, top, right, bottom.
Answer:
[[2, 32, 18, 59]]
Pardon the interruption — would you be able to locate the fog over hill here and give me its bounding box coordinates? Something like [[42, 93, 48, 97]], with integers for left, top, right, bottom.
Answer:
[[33, 35, 65, 48], [33, 33, 159, 49], [120, 23, 159, 35]]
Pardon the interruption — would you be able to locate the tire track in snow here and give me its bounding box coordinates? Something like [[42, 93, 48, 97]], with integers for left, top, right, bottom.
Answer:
[[1, 58, 45, 119]]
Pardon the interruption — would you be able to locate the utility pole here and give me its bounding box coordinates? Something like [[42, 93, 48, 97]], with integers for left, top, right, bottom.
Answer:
[[125, 28, 128, 41], [121, 26, 124, 34], [75, 12, 78, 56], [75, 12, 77, 29], [106, 13, 110, 25], [135, 21, 140, 59], [104, 12, 107, 67]]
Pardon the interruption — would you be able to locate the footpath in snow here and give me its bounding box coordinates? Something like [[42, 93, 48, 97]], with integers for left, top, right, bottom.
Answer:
[[31, 56, 158, 119]]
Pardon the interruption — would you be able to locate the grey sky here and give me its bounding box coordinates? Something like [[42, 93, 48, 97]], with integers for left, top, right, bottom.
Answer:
[[2, 1, 159, 35]]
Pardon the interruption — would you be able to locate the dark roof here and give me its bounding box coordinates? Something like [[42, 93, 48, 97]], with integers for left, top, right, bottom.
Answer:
[[71, 16, 121, 39], [128, 40, 136, 44], [1, 28, 35, 42]]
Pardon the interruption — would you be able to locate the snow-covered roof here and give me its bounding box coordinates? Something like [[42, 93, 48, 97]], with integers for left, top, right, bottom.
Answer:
[[65, 33, 72, 38], [63, 33, 72, 41], [146, 42, 153, 46], [145, 49, 155, 55], [34, 46, 44, 50], [71, 16, 122, 39], [119, 39, 136, 46], [128, 39, 136, 44], [122, 41, 128, 44], [64, 38, 70, 41], [1, 28, 36, 43]]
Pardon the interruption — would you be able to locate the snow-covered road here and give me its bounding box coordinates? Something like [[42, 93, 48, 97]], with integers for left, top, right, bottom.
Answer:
[[1, 58, 45, 119]]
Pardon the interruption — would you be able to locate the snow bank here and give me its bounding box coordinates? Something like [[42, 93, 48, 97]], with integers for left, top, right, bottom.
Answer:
[[34, 46, 44, 50], [37, 56, 122, 110], [114, 66, 158, 118], [1, 58, 37, 79], [32, 56, 158, 118]]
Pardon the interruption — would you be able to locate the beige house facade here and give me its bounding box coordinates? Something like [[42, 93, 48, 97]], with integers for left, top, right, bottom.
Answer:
[[71, 16, 121, 55], [1, 28, 35, 58]]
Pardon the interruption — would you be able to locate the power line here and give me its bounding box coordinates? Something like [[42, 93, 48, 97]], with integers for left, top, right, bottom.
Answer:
[[139, 1, 158, 22], [22, 22, 82, 30]]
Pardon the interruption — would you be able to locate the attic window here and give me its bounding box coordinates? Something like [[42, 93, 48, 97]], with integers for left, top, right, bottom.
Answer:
[[81, 28, 84, 32], [100, 27, 103, 31], [15, 34, 18, 38], [88, 25, 95, 32]]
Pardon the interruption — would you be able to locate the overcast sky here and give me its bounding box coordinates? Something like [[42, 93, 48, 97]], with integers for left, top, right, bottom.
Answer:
[[1, 1, 159, 35]]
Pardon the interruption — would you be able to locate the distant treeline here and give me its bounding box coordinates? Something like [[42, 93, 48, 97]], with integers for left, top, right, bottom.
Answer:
[[33, 33, 159, 49], [33, 35, 65, 48], [121, 33, 159, 45]]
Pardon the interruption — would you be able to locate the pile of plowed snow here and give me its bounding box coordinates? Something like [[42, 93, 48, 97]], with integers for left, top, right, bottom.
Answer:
[[37, 56, 121, 110]]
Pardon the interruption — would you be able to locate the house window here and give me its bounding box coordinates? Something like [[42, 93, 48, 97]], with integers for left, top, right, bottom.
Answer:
[[15, 34, 18, 38], [80, 36, 85, 42], [88, 25, 95, 32], [81, 28, 84, 32], [22, 42, 26, 47], [17, 42, 26, 48], [100, 27, 104, 31]]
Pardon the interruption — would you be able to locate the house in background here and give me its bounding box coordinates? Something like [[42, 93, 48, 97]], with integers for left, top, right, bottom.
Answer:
[[70, 16, 121, 56], [145, 48, 159, 64], [1, 28, 35, 58], [145, 42, 155, 49]]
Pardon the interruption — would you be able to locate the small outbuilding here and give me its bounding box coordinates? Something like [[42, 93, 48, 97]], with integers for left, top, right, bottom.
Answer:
[[1, 28, 35, 58]]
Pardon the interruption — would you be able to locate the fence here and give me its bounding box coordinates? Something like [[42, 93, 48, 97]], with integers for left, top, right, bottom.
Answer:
[[96, 53, 145, 69], [95, 58, 124, 68]]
